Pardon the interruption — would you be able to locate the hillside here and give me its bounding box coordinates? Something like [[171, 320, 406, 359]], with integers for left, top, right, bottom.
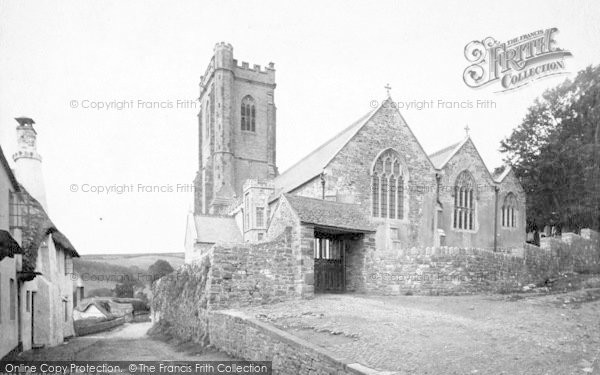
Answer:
[[73, 252, 185, 298]]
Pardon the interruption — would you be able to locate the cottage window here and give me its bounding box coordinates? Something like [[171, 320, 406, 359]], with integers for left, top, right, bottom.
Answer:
[[371, 149, 406, 219], [9, 192, 26, 229], [241, 95, 256, 132], [453, 170, 476, 230], [502, 193, 517, 228], [26, 291, 31, 312]]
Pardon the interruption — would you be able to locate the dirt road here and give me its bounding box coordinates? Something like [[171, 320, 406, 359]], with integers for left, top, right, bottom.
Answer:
[[16, 321, 232, 361]]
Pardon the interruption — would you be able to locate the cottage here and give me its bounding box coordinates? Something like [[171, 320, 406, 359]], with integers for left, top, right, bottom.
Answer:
[[0, 118, 80, 359], [0, 144, 24, 359]]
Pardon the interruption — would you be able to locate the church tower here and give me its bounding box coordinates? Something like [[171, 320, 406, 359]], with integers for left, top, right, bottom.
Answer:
[[13, 117, 48, 211], [194, 43, 277, 215]]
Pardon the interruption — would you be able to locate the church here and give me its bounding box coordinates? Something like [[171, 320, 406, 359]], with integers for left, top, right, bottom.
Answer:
[[184, 43, 526, 292]]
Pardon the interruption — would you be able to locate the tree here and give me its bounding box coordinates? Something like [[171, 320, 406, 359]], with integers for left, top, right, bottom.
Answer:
[[113, 277, 138, 298], [500, 65, 600, 233], [147, 260, 174, 285]]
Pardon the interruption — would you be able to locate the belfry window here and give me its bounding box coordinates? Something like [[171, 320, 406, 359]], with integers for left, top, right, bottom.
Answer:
[[241, 96, 256, 132], [371, 149, 405, 219], [453, 170, 475, 230], [502, 193, 517, 228]]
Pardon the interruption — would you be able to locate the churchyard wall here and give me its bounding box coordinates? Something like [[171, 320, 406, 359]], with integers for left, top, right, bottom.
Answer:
[[354, 229, 600, 295]]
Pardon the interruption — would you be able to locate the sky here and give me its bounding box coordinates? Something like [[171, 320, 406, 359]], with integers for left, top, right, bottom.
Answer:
[[0, 0, 599, 254]]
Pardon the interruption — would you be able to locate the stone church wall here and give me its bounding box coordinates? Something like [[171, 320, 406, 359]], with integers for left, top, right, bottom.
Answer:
[[437, 140, 498, 249], [291, 104, 438, 250], [496, 170, 527, 250]]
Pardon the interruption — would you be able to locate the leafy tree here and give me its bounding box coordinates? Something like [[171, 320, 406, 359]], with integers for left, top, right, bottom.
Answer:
[[113, 277, 137, 298], [147, 259, 174, 285], [500, 65, 600, 233]]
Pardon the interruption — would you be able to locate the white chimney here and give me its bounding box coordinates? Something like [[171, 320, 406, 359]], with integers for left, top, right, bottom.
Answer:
[[13, 117, 48, 212]]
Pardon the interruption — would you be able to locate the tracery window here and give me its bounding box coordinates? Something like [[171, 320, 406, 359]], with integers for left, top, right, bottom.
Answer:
[[453, 170, 475, 230], [502, 193, 517, 228], [371, 149, 405, 219]]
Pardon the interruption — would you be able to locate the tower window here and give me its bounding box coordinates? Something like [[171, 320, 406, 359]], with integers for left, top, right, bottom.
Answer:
[[241, 96, 256, 132], [256, 207, 265, 227], [453, 170, 476, 231]]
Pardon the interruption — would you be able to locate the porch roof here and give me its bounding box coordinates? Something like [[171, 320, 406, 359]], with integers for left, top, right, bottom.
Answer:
[[284, 194, 376, 233], [0, 229, 22, 261]]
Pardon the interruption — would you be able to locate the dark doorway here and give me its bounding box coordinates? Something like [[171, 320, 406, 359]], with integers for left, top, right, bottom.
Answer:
[[313, 232, 346, 293]]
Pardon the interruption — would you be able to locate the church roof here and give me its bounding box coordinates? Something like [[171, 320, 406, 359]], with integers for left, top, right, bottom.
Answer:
[[284, 194, 376, 233], [193, 215, 243, 244], [273, 109, 377, 196], [428, 137, 469, 169]]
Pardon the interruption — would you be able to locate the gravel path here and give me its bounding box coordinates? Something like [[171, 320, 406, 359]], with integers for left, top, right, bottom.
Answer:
[[244, 292, 600, 374]]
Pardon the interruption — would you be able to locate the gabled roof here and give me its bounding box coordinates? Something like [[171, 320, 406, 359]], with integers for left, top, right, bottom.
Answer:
[[428, 137, 469, 169], [493, 165, 512, 183], [193, 215, 242, 244], [284, 194, 376, 233], [273, 109, 378, 195]]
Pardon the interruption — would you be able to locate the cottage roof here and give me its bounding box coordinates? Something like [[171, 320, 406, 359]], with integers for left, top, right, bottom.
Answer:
[[50, 229, 79, 258], [18, 185, 79, 272], [75, 299, 112, 317], [284, 194, 376, 233], [193, 215, 243, 244], [0, 145, 20, 191]]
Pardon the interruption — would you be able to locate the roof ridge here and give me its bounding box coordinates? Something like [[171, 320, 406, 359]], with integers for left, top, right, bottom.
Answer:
[[284, 193, 361, 207], [428, 140, 462, 157]]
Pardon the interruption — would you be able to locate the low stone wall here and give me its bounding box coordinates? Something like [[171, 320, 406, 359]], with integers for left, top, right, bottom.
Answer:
[[74, 317, 125, 337], [357, 229, 600, 295], [151, 257, 212, 345], [208, 310, 383, 375], [152, 228, 303, 345], [208, 227, 300, 309]]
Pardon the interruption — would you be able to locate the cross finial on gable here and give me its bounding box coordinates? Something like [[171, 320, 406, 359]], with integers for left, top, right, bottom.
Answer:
[[464, 124, 470, 136], [384, 83, 392, 98]]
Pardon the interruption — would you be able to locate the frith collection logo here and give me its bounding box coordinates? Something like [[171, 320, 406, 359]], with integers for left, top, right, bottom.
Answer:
[[463, 28, 572, 92]]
